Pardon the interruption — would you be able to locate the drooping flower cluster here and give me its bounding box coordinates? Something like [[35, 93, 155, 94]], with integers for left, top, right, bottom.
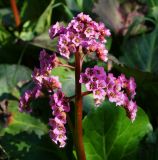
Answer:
[[49, 90, 70, 147], [80, 66, 137, 121], [19, 49, 70, 147], [49, 12, 111, 61], [19, 49, 59, 112]]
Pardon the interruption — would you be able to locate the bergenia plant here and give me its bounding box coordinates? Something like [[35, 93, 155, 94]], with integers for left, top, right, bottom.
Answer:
[[19, 13, 137, 160]]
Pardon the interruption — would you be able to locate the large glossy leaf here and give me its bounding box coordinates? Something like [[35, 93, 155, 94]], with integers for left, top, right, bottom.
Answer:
[[0, 101, 48, 138], [30, 31, 57, 51], [51, 67, 75, 97], [0, 133, 68, 160], [120, 27, 158, 73], [0, 64, 32, 96], [83, 101, 152, 160]]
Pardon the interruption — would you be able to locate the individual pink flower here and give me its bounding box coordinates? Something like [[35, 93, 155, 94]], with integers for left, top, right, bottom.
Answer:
[[86, 81, 98, 91], [84, 27, 95, 38], [77, 12, 92, 22], [49, 129, 67, 148], [72, 36, 82, 47], [85, 68, 95, 76], [126, 101, 137, 122], [32, 68, 44, 87], [97, 47, 108, 62], [96, 80, 106, 89], [93, 89, 106, 100], [58, 45, 70, 59], [42, 76, 62, 92], [68, 43, 76, 53], [49, 22, 66, 39], [79, 73, 90, 84], [118, 74, 127, 88], [94, 66, 106, 79], [58, 35, 69, 46], [127, 77, 136, 99], [73, 21, 84, 32]]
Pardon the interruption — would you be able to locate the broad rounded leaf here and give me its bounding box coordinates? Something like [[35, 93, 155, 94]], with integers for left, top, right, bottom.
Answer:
[[1, 101, 48, 138], [0, 64, 32, 96], [31, 31, 57, 51], [51, 67, 75, 97], [83, 101, 152, 160], [120, 27, 158, 73], [1, 133, 68, 160]]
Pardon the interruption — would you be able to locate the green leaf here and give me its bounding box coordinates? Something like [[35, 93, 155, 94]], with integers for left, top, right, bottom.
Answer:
[[83, 101, 152, 160], [106, 37, 112, 51], [30, 31, 57, 51], [0, 64, 32, 96], [65, 0, 80, 11], [120, 27, 158, 73], [83, 94, 94, 113], [151, 6, 158, 20], [34, 0, 55, 34], [17, 21, 35, 41], [1, 101, 48, 138], [0, 26, 11, 46], [20, 0, 51, 22], [76, 0, 83, 10], [147, 0, 158, 20], [1, 133, 68, 160], [51, 67, 75, 97]]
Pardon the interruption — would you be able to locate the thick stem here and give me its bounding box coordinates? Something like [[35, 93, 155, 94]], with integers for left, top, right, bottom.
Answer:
[[10, 0, 21, 27], [75, 52, 86, 160]]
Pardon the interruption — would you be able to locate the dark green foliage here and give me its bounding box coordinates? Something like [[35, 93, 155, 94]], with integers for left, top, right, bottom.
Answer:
[[0, 0, 158, 159]]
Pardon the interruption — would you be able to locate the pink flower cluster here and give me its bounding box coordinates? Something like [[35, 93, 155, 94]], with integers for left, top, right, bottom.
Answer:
[[19, 50, 59, 112], [49, 13, 111, 61], [19, 13, 138, 150], [19, 50, 70, 147], [49, 90, 70, 147], [80, 66, 137, 121]]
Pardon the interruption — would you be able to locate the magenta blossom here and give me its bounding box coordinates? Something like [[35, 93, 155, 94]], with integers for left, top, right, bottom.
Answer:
[[49, 12, 110, 62], [49, 90, 70, 147], [19, 13, 138, 151], [79, 66, 137, 121]]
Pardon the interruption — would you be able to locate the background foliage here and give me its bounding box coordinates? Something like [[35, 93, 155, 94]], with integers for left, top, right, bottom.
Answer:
[[0, 0, 158, 159]]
